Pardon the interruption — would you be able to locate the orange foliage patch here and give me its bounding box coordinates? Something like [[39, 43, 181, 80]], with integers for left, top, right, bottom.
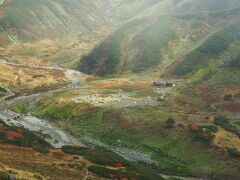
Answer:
[[71, 91, 79, 96], [0, 126, 5, 131], [0, 10, 6, 17], [52, 149, 65, 157], [0, 145, 33, 152], [49, 70, 65, 79], [191, 124, 200, 131], [115, 162, 124, 168], [6, 131, 23, 141]]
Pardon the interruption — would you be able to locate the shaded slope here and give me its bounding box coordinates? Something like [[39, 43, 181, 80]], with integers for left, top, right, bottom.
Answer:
[[79, 17, 177, 75]]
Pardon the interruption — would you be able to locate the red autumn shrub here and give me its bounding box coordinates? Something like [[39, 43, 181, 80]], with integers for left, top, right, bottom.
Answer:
[[191, 124, 200, 131], [219, 102, 240, 112], [115, 162, 124, 168], [50, 70, 65, 79], [0, 126, 5, 131], [52, 150, 65, 156], [6, 131, 22, 141]]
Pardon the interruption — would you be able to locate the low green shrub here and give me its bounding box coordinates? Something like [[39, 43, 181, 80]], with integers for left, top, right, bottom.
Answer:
[[62, 146, 128, 166], [32, 74, 46, 78], [0, 170, 10, 180], [227, 148, 240, 159], [165, 117, 175, 128], [190, 125, 215, 143], [88, 166, 121, 179], [223, 94, 233, 101], [202, 125, 218, 133], [223, 53, 240, 68], [0, 87, 7, 93], [214, 116, 240, 136]]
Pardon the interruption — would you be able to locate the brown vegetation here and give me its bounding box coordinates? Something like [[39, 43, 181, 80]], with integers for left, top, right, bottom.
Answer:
[[0, 63, 67, 93]]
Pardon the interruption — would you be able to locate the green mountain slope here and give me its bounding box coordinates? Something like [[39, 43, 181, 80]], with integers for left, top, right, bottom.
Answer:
[[79, 16, 178, 75], [172, 23, 240, 76], [78, 0, 240, 76], [1, 1, 240, 179], [0, 0, 170, 67], [105, 0, 161, 22]]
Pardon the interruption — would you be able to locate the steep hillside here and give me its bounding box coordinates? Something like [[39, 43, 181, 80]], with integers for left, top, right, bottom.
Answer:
[[171, 0, 240, 13], [224, 52, 240, 68], [78, 0, 240, 76], [163, 22, 240, 129], [172, 23, 240, 76], [105, 0, 161, 22], [0, 0, 112, 41], [1, 1, 240, 179], [0, 0, 115, 66], [79, 16, 177, 75], [0, 0, 169, 67]]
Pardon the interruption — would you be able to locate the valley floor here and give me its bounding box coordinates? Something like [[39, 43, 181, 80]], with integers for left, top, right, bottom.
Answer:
[[0, 62, 239, 179]]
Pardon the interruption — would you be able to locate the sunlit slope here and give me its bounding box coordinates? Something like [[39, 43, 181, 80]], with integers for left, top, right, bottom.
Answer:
[[0, 0, 112, 41], [0, 0, 115, 66]]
